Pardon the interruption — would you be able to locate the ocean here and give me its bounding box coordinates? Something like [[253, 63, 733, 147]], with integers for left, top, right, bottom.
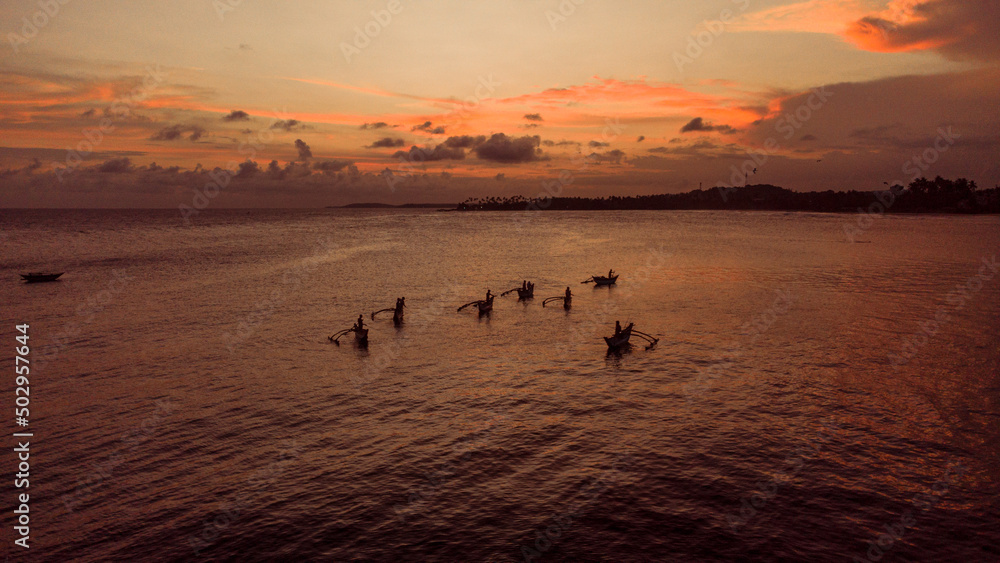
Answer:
[[2, 208, 998, 562]]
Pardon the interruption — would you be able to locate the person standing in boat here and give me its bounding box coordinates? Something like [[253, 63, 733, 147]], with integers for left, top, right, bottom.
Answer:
[[565, 287, 572, 300], [485, 289, 493, 302], [354, 314, 364, 332], [608, 269, 615, 279], [615, 320, 622, 336]]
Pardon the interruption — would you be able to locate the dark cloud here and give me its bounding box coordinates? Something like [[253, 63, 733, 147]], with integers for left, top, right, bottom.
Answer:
[[800, 134, 818, 141], [236, 160, 261, 178], [637, 136, 645, 143], [150, 124, 206, 141], [524, 113, 543, 121], [392, 144, 466, 162], [367, 137, 406, 148], [411, 121, 446, 135], [847, 0, 1000, 61], [313, 159, 354, 173], [473, 133, 544, 163], [98, 157, 134, 173], [360, 122, 389, 130], [495, 173, 505, 181], [542, 139, 580, 147], [443, 135, 486, 149], [587, 149, 626, 164], [680, 117, 736, 134], [80, 108, 96, 118], [223, 110, 251, 122], [271, 119, 304, 132], [589, 141, 610, 148], [521, 123, 540, 129], [238, 43, 253, 51], [294, 139, 312, 161]]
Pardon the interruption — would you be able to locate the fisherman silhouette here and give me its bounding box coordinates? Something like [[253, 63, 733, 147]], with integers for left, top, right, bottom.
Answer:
[[354, 314, 364, 332], [615, 320, 622, 336], [608, 269, 615, 278], [565, 287, 571, 299]]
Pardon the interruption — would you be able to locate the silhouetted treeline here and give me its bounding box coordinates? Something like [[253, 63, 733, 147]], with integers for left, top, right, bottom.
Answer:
[[456, 177, 1000, 214]]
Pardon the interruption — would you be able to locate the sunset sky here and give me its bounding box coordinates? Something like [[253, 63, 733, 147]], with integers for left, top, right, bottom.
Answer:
[[1, 0, 997, 206]]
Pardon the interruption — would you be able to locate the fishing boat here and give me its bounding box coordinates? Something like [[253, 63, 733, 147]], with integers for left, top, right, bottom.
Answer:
[[478, 295, 494, 314], [501, 282, 534, 300], [458, 292, 495, 314], [354, 328, 369, 346], [21, 272, 63, 283], [372, 298, 405, 325], [604, 323, 633, 348], [591, 274, 618, 286]]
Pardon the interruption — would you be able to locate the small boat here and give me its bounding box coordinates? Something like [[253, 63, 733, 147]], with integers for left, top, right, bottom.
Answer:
[[592, 274, 618, 286], [478, 295, 494, 314], [392, 308, 403, 325], [604, 323, 633, 349], [355, 328, 369, 346], [516, 286, 534, 299], [21, 272, 64, 283]]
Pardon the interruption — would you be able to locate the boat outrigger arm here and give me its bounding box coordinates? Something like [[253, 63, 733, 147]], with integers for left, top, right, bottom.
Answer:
[[630, 329, 659, 348], [542, 296, 566, 307], [328, 327, 357, 345], [371, 308, 395, 320], [499, 287, 520, 297]]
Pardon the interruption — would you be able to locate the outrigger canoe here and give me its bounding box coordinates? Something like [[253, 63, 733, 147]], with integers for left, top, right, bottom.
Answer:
[[604, 323, 633, 348], [21, 272, 63, 283], [478, 296, 494, 313], [592, 274, 618, 286], [516, 286, 534, 299], [355, 328, 369, 346]]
